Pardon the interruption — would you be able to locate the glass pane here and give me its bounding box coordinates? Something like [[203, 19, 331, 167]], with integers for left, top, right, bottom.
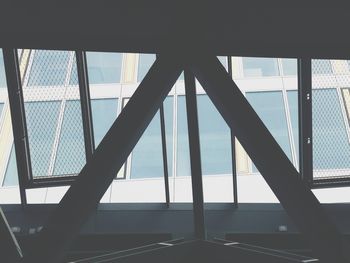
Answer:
[[242, 57, 279, 77], [164, 97, 174, 177], [313, 89, 350, 172], [3, 145, 18, 186], [27, 50, 70, 86], [177, 96, 191, 177], [0, 103, 3, 116], [246, 91, 292, 172], [197, 95, 232, 175], [137, 54, 156, 82], [0, 50, 6, 88], [91, 98, 118, 147], [312, 60, 333, 75], [281, 59, 297, 76], [287, 91, 299, 163], [130, 112, 163, 179], [86, 52, 122, 84], [53, 100, 86, 175], [218, 56, 228, 69], [26, 101, 61, 177]]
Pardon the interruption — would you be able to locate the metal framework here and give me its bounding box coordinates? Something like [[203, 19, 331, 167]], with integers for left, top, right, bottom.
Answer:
[[184, 70, 206, 240], [9, 52, 344, 262]]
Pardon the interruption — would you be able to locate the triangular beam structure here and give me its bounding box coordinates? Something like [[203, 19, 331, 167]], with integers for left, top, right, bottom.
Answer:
[[26, 55, 183, 263], [189, 54, 346, 262], [26, 52, 347, 263]]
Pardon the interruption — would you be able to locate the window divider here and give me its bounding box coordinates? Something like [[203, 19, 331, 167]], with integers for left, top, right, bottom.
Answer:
[[227, 56, 238, 206], [76, 51, 95, 160], [298, 58, 313, 184]]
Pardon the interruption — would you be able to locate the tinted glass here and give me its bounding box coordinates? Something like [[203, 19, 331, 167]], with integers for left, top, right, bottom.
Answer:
[[130, 111, 163, 179], [87, 52, 122, 84], [177, 96, 191, 177], [312, 60, 333, 75], [282, 59, 297, 76], [26, 101, 61, 177], [0, 50, 6, 88], [91, 99, 118, 146], [197, 95, 232, 175], [243, 57, 279, 77], [3, 145, 18, 186], [137, 54, 156, 82], [53, 100, 86, 175], [246, 91, 292, 172], [287, 91, 299, 163], [27, 50, 70, 86], [313, 89, 350, 170]]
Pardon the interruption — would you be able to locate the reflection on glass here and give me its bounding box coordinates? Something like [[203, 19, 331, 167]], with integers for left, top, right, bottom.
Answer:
[[176, 96, 191, 177], [312, 60, 333, 75], [26, 101, 61, 177], [91, 99, 118, 146], [137, 54, 156, 82], [243, 57, 279, 77], [54, 100, 85, 175], [0, 50, 7, 88], [27, 50, 70, 86], [282, 59, 297, 76], [197, 95, 232, 175], [86, 52, 122, 84], [246, 91, 292, 172], [287, 91, 299, 163], [3, 145, 18, 186], [313, 89, 350, 170]]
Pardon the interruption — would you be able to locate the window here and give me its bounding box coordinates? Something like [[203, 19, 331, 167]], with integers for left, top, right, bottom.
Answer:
[[176, 96, 191, 177], [53, 100, 86, 176], [25, 101, 61, 177], [0, 51, 6, 88], [312, 89, 350, 173], [197, 95, 232, 175], [137, 54, 156, 82], [246, 91, 293, 172], [242, 57, 279, 77], [27, 50, 70, 86], [281, 59, 297, 76], [91, 99, 118, 147], [312, 60, 333, 75], [2, 145, 18, 186], [129, 97, 173, 179], [287, 91, 299, 163], [86, 52, 122, 84]]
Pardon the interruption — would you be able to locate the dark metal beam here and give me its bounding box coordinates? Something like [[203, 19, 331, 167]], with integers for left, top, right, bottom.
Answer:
[[160, 103, 170, 206], [2, 48, 30, 205], [27, 54, 183, 263], [298, 58, 313, 184], [76, 51, 95, 160], [1, 0, 350, 59], [227, 56, 238, 206], [184, 70, 205, 240], [189, 54, 346, 262]]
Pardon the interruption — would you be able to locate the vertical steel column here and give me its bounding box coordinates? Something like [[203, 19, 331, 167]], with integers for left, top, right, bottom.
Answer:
[[160, 104, 170, 206], [2, 48, 30, 205], [76, 51, 95, 160], [157, 55, 170, 206], [298, 58, 313, 184], [227, 56, 238, 206], [184, 70, 206, 240]]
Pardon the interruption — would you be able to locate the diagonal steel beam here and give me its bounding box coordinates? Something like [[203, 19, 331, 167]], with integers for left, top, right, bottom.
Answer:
[[27, 54, 183, 263], [189, 54, 346, 262]]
